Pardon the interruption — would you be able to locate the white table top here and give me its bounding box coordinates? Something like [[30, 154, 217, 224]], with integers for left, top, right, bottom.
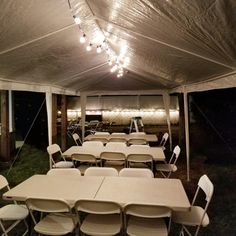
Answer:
[[85, 134, 158, 142], [3, 175, 190, 211], [63, 146, 165, 161], [3, 175, 104, 206], [95, 177, 190, 211]]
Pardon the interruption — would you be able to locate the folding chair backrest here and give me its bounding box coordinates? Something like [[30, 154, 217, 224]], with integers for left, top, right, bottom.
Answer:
[[94, 132, 110, 135], [75, 199, 121, 215], [84, 167, 118, 176], [169, 145, 181, 165], [47, 168, 81, 176], [128, 138, 147, 145], [124, 203, 171, 218], [160, 132, 169, 146], [119, 168, 154, 178], [47, 144, 62, 155], [193, 175, 214, 205], [106, 142, 127, 148], [89, 137, 108, 143], [100, 152, 126, 161], [109, 137, 127, 143], [130, 132, 146, 135], [72, 153, 97, 163], [127, 154, 153, 163], [72, 133, 82, 145], [0, 175, 9, 190], [82, 141, 104, 148], [111, 132, 126, 135], [26, 198, 71, 213]]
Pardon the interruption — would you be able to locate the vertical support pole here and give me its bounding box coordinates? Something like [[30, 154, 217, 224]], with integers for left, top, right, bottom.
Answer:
[[81, 93, 87, 142], [0, 90, 10, 162], [163, 93, 172, 151], [46, 92, 52, 169], [61, 95, 67, 151], [52, 94, 57, 144], [184, 91, 190, 181], [178, 93, 185, 147]]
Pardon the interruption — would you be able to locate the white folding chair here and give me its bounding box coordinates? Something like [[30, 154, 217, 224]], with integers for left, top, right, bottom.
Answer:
[[94, 132, 110, 135], [0, 175, 29, 236], [100, 151, 126, 171], [26, 198, 76, 235], [119, 168, 154, 178], [47, 168, 81, 176], [159, 132, 169, 150], [47, 144, 74, 168], [71, 153, 100, 175], [84, 167, 118, 176], [172, 175, 214, 236], [124, 203, 172, 236], [89, 137, 108, 144], [75, 199, 122, 236], [111, 132, 126, 135], [127, 154, 153, 171], [128, 138, 147, 146], [106, 142, 127, 149], [72, 133, 82, 145], [155, 145, 181, 178], [82, 141, 104, 149], [130, 132, 146, 135], [109, 137, 127, 143]]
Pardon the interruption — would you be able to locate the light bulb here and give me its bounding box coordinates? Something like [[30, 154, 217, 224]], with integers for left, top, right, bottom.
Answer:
[[96, 46, 102, 53], [86, 43, 92, 51], [80, 34, 86, 44], [108, 60, 112, 66], [73, 16, 81, 24]]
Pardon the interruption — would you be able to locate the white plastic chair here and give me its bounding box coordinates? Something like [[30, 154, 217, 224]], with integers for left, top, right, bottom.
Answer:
[[75, 199, 122, 236], [109, 137, 127, 143], [128, 138, 147, 145], [100, 151, 126, 171], [47, 144, 74, 168], [72, 133, 82, 145], [127, 154, 153, 171], [84, 167, 118, 176], [0, 175, 29, 236], [82, 141, 104, 149], [172, 175, 214, 236], [106, 142, 127, 149], [159, 132, 169, 150], [124, 203, 172, 236], [94, 132, 110, 135], [47, 168, 81, 176], [72, 153, 100, 175], [155, 145, 181, 178], [119, 168, 154, 178], [26, 198, 76, 235]]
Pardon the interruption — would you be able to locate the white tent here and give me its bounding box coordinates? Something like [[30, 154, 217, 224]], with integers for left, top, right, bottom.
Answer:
[[1, 0, 236, 179]]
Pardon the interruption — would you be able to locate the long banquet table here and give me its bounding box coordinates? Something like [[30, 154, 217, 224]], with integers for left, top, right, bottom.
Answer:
[[63, 145, 165, 161], [85, 133, 158, 142], [3, 175, 190, 211]]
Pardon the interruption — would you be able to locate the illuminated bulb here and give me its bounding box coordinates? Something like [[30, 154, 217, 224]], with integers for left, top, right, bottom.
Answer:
[[108, 60, 112, 66], [80, 34, 86, 44], [73, 16, 81, 24], [86, 43, 92, 51], [110, 64, 118, 73], [96, 46, 102, 53]]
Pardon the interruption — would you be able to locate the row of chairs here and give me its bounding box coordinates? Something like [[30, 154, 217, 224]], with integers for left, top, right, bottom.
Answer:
[[0, 173, 213, 236]]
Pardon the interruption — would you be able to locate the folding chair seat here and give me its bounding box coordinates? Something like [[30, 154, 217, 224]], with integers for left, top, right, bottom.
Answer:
[[119, 168, 154, 178], [47, 144, 74, 168], [26, 198, 76, 235], [172, 175, 214, 236], [124, 203, 172, 236], [84, 167, 118, 176], [100, 151, 126, 171], [155, 145, 180, 178], [72, 153, 101, 175], [75, 199, 122, 236], [0, 175, 29, 236], [128, 138, 147, 146]]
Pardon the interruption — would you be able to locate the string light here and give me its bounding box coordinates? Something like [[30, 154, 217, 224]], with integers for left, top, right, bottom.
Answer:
[[86, 43, 92, 51], [80, 34, 86, 44], [73, 15, 81, 25], [96, 46, 102, 53]]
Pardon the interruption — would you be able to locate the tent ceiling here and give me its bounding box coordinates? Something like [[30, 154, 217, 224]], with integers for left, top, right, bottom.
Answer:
[[0, 0, 236, 94]]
